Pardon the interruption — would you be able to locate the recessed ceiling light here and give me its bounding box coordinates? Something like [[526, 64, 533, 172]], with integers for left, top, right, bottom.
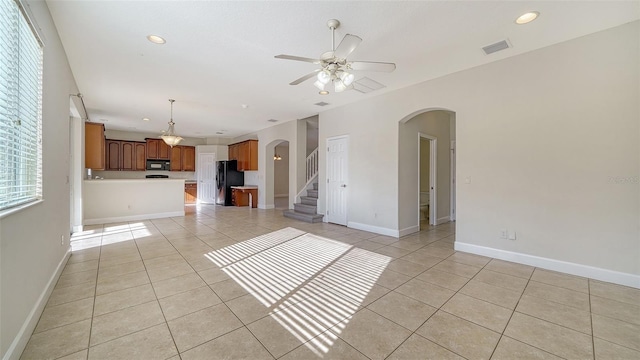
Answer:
[[142, 117, 150, 121], [515, 11, 539, 25], [241, 104, 249, 109], [146, 35, 166, 44], [319, 91, 329, 95]]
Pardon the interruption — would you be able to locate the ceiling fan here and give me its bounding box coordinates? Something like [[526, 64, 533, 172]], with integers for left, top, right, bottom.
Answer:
[[275, 19, 396, 94]]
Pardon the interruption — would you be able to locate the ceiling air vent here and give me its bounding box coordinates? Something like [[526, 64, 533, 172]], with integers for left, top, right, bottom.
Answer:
[[314, 102, 330, 107], [267, 119, 278, 122], [353, 77, 386, 94], [482, 40, 511, 55]]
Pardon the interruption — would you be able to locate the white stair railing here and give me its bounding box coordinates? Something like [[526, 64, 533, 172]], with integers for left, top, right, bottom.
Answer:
[[306, 148, 319, 183], [295, 148, 319, 203]]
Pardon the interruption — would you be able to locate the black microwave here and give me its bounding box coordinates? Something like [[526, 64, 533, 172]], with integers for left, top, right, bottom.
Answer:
[[146, 160, 171, 171]]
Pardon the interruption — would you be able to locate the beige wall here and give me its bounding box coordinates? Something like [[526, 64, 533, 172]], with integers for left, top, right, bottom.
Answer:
[[319, 21, 639, 284], [0, 1, 80, 357]]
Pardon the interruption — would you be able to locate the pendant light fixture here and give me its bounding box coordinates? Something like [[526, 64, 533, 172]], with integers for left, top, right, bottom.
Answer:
[[161, 99, 183, 147]]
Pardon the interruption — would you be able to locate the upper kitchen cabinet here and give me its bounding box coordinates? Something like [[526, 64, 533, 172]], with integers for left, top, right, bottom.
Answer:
[[170, 145, 196, 171], [228, 139, 258, 171], [85, 122, 105, 170], [182, 146, 196, 171], [106, 140, 146, 171], [146, 138, 170, 160]]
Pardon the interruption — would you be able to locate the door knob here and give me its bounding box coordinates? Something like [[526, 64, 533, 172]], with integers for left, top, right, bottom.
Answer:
[[341, 184, 347, 188]]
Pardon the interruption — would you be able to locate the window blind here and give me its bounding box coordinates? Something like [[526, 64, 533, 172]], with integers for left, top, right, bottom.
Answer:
[[0, 0, 43, 210]]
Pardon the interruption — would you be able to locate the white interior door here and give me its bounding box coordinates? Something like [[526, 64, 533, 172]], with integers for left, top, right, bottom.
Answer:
[[198, 153, 216, 203], [326, 136, 348, 225]]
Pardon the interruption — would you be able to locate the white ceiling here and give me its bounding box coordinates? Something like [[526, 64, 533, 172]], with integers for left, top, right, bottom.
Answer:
[[45, 1, 639, 139]]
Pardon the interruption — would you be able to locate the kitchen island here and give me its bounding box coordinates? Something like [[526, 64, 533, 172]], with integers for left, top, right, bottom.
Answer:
[[231, 186, 258, 208], [83, 179, 185, 225]]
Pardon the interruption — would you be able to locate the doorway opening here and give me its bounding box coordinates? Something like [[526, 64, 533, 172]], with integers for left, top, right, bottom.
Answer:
[[398, 109, 456, 235], [272, 141, 290, 209]]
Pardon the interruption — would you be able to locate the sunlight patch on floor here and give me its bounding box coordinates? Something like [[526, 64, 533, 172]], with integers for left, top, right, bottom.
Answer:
[[206, 227, 391, 355]]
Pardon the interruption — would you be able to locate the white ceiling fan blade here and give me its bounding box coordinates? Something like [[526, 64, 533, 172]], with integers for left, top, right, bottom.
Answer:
[[333, 34, 362, 59], [349, 61, 396, 72], [275, 54, 321, 64], [290, 69, 321, 85]]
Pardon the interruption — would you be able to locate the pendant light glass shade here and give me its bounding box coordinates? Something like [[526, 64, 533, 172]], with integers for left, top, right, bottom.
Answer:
[[340, 71, 355, 86], [317, 70, 331, 84], [334, 79, 347, 92], [161, 99, 183, 147], [314, 80, 326, 90]]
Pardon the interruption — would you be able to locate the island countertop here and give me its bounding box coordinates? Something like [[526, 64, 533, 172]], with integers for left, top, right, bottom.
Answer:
[[231, 185, 258, 190]]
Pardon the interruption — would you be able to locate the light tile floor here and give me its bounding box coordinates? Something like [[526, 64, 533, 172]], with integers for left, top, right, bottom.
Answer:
[[21, 205, 640, 360]]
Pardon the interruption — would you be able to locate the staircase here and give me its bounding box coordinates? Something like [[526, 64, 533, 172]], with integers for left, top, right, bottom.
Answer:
[[283, 182, 324, 223]]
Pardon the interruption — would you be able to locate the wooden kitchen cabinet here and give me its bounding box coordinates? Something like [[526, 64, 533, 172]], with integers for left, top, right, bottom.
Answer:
[[106, 140, 121, 171], [85, 122, 105, 170], [232, 187, 258, 208], [106, 140, 146, 171], [185, 183, 197, 204], [182, 146, 196, 171], [170, 146, 182, 171], [228, 139, 258, 171], [134, 143, 146, 171], [170, 145, 196, 171], [146, 138, 170, 160]]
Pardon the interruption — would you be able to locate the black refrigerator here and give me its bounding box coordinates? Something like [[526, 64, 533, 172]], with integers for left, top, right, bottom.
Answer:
[[216, 160, 244, 206]]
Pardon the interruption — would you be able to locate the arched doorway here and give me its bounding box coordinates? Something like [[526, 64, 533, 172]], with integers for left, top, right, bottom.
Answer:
[[398, 109, 456, 233], [264, 139, 290, 209]]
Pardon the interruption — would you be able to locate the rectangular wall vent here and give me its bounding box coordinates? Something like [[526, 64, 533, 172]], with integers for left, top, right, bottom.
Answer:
[[482, 39, 510, 55], [353, 77, 386, 94], [314, 102, 330, 107]]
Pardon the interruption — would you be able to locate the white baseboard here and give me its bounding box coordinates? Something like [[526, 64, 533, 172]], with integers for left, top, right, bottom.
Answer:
[[3, 247, 71, 360], [348, 221, 399, 237], [455, 242, 640, 289], [436, 216, 451, 225], [260, 204, 275, 209], [399, 225, 420, 237], [83, 211, 184, 225]]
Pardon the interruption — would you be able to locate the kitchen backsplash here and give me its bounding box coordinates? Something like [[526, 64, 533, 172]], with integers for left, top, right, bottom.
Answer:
[[92, 170, 196, 180], [243, 171, 259, 185]]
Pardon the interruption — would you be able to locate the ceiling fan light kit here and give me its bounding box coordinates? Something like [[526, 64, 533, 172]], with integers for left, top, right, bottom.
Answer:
[[275, 19, 395, 94]]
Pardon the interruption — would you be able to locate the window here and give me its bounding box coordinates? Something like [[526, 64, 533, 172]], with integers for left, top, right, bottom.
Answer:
[[0, 0, 43, 211]]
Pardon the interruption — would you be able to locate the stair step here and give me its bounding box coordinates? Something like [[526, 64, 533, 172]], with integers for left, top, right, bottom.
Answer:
[[307, 189, 318, 198], [283, 210, 324, 223], [294, 203, 317, 215], [300, 196, 317, 206], [312, 182, 318, 190]]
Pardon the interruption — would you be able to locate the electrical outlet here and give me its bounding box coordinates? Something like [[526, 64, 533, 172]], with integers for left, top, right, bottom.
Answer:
[[500, 229, 508, 239], [508, 231, 517, 240]]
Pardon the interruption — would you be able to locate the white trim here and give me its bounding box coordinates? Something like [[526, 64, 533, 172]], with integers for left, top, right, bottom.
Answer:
[[348, 221, 399, 237], [436, 216, 451, 225], [455, 242, 640, 289], [83, 211, 184, 225], [450, 140, 456, 221], [418, 133, 437, 226], [399, 225, 420, 237], [260, 204, 275, 210], [0, 199, 44, 220], [3, 247, 71, 360]]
